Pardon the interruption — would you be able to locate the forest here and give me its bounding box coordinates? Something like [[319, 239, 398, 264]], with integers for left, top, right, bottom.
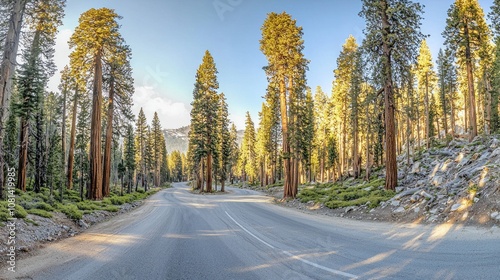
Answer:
[[189, 0, 500, 200], [0, 0, 499, 206]]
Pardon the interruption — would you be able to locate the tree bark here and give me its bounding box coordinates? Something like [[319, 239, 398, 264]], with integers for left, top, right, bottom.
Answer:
[[464, 23, 477, 141], [61, 84, 67, 192], [279, 76, 292, 198], [16, 118, 28, 192], [0, 0, 28, 198], [67, 88, 78, 189], [425, 73, 430, 149], [102, 75, 115, 197], [381, 0, 398, 191], [89, 51, 103, 200]]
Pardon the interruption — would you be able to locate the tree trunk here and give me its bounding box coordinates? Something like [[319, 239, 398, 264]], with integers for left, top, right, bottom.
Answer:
[[464, 24, 477, 142], [67, 88, 78, 189], [16, 117, 28, 192], [0, 0, 28, 199], [484, 75, 492, 135], [61, 85, 67, 195], [425, 74, 430, 149], [279, 76, 292, 198], [206, 153, 212, 192], [89, 51, 103, 200], [381, 0, 397, 191], [102, 75, 115, 197], [352, 112, 359, 179]]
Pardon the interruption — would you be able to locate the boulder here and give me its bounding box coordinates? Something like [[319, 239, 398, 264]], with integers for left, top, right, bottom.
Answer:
[[393, 207, 405, 214], [450, 203, 462, 212], [411, 162, 421, 173]]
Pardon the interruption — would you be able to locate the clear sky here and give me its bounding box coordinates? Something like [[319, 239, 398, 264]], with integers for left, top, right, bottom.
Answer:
[[48, 0, 495, 129]]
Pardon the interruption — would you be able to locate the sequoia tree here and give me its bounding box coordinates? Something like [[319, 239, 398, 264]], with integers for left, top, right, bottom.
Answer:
[[260, 12, 308, 198], [69, 8, 125, 200], [360, 0, 424, 190]]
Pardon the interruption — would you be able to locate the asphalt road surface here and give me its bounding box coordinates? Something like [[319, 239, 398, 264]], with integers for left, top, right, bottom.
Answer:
[[9, 182, 500, 279]]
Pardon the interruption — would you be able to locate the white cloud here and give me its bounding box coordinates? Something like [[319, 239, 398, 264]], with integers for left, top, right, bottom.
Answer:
[[132, 86, 191, 129], [47, 28, 72, 92]]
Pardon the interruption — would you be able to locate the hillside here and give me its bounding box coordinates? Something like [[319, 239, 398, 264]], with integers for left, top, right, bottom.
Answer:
[[256, 135, 500, 228], [164, 126, 243, 154]]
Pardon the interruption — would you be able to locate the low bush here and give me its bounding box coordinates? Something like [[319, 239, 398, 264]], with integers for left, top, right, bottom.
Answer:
[[27, 208, 53, 218]]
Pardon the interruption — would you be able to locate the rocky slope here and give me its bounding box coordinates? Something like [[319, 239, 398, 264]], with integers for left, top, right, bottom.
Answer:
[[265, 135, 500, 228]]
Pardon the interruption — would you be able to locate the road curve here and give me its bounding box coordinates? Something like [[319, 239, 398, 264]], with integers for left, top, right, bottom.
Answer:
[[9, 182, 500, 280]]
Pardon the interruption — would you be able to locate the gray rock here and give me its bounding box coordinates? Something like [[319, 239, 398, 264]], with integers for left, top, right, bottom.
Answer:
[[420, 191, 434, 200], [491, 148, 500, 158], [394, 188, 420, 200], [344, 206, 356, 213], [77, 219, 88, 228], [432, 176, 444, 186], [491, 212, 499, 219], [429, 208, 439, 215], [414, 207, 420, 213], [391, 200, 400, 207], [411, 162, 421, 173], [410, 194, 421, 203], [451, 203, 462, 212], [393, 207, 405, 214], [490, 138, 500, 149]]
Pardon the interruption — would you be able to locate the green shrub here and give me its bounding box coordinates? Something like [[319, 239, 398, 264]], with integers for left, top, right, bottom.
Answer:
[[14, 204, 28, 218], [58, 204, 83, 220], [102, 205, 119, 212], [25, 218, 39, 226], [76, 201, 101, 211], [27, 208, 53, 218]]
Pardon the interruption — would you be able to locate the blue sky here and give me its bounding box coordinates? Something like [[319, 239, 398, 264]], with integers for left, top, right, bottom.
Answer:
[[48, 0, 495, 129]]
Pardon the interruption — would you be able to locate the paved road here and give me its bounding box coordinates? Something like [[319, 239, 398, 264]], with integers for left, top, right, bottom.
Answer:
[[10, 183, 500, 279]]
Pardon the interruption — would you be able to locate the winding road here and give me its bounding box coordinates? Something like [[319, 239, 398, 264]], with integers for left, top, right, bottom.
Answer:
[[10, 182, 500, 279]]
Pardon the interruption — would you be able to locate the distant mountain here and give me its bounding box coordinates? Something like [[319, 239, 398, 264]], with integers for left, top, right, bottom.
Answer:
[[163, 126, 190, 154], [164, 125, 243, 154]]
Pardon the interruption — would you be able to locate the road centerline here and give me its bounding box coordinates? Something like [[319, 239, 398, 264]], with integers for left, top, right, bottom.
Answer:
[[224, 211, 359, 279]]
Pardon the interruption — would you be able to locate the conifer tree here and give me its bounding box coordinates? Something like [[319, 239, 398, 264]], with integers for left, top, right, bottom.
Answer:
[[444, 0, 490, 140], [69, 7, 126, 200], [134, 108, 148, 191], [239, 112, 257, 183], [260, 12, 309, 198], [216, 93, 230, 191], [102, 44, 134, 196], [15, 0, 65, 191], [0, 0, 29, 197], [188, 50, 220, 192], [123, 124, 135, 193], [416, 40, 437, 148], [150, 112, 164, 187], [360, 0, 424, 190]]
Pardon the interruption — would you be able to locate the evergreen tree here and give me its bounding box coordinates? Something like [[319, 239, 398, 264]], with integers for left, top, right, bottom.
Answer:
[[216, 93, 230, 191], [150, 112, 164, 187], [416, 40, 437, 148], [188, 50, 220, 192], [239, 112, 257, 183], [313, 86, 329, 182], [75, 90, 91, 200], [260, 12, 309, 198], [14, 0, 65, 191], [69, 7, 126, 200], [169, 150, 183, 183], [123, 124, 135, 193], [360, 0, 424, 190], [134, 108, 148, 191], [0, 0, 29, 198], [102, 44, 134, 196], [443, 0, 491, 140]]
